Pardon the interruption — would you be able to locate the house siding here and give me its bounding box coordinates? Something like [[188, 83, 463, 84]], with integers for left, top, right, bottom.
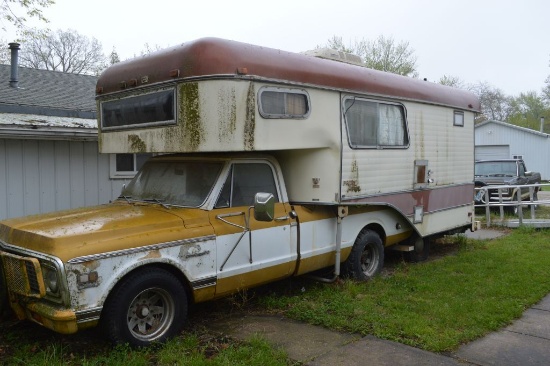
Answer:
[[475, 121, 550, 180], [0, 138, 128, 220]]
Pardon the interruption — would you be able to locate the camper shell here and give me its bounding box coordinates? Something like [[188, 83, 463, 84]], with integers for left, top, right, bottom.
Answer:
[[97, 37, 480, 237]]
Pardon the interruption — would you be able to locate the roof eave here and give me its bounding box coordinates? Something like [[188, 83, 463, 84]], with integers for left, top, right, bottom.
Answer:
[[0, 125, 98, 141]]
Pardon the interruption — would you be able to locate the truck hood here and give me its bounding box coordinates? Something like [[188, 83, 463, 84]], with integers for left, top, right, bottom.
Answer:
[[475, 176, 514, 185], [0, 202, 213, 262]]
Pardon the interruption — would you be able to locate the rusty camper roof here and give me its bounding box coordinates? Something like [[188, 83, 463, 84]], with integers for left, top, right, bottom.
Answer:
[[96, 38, 480, 112]]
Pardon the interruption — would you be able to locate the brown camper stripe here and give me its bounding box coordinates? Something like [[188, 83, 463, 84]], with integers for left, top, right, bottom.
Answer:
[[97, 38, 480, 112], [343, 184, 474, 216]]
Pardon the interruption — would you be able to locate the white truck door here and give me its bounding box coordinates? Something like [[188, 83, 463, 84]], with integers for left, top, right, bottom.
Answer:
[[209, 162, 294, 296]]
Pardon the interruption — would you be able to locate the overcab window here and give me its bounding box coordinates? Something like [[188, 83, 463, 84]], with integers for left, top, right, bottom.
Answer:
[[258, 87, 310, 119], [344, 97, 409, 148], [101, 89, 176, 130]]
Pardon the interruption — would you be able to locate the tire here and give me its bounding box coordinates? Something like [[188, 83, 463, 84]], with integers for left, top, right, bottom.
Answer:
[[0, 262, 10, 319], [101, 268, 187, 347], [342, 229, 384, 281], [404, 236, 430, 263]]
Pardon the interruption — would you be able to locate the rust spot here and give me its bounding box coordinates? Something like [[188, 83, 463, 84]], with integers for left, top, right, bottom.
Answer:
[[344, 180, 361, 192], [344, 159, 361, 192]]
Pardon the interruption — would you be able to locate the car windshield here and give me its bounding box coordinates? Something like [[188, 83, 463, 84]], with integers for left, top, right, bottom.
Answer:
[[475, 161, 517, 176], [120, 161, 224, 207]]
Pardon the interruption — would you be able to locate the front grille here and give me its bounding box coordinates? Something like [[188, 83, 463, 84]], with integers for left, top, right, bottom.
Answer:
[[488, 188, 512, 202], [0, 252, 45, 298]]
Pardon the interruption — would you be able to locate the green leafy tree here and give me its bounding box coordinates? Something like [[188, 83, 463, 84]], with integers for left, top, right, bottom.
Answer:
[[19, 28, 107, 75], [438, 75, 466, 89], [0, 0, 54, 30], [508, 91, 549, 131], [322, 35, 418, 77]]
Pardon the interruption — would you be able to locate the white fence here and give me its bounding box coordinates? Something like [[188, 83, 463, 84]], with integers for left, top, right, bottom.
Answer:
[[474, 183, 550, 227]]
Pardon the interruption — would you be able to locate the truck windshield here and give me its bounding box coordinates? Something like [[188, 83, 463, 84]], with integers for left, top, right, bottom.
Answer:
[[120, 161, 224, 207], [475, 161, 517, 177]]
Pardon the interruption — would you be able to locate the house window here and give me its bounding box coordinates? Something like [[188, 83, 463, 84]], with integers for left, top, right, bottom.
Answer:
[[454, 111, 464, 127], [258, 87, 310, 119], [344, 97, 409, 148], [110, 153, 153, 178]]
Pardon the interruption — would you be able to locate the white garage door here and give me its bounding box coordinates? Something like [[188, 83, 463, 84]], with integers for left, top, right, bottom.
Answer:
[[475, 145, 510, 161]]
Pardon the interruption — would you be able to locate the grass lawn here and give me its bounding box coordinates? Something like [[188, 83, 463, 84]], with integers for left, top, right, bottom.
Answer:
[[260, 226, 550, 352]]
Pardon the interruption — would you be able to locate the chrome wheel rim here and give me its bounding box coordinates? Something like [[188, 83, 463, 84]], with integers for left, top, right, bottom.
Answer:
[[361, 243, 380, 277], [126, 287, 175, 341]]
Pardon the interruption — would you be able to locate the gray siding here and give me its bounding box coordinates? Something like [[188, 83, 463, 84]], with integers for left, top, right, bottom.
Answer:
[[0, 139, 128, 220], [475, 122, 550, 180]]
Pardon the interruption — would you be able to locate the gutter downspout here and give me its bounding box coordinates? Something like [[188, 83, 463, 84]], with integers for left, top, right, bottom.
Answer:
[[9, 42, 20, 88]]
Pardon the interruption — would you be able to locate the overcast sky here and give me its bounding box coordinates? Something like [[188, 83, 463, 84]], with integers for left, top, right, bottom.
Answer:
[[4, 0, 549, 96]]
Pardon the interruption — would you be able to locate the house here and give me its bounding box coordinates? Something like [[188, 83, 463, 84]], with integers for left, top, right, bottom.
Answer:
[[475, 120, 550, 179], [0, 43, 148, 220]]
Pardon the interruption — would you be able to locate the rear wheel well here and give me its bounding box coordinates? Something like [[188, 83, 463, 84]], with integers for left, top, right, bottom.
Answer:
[[361, 223, 386, 246]]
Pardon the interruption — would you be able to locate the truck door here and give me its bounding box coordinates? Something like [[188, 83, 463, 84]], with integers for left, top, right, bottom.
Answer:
[[209, 162, 295, 296]]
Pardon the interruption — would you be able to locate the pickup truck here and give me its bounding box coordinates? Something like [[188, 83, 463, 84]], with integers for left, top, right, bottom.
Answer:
[[474, 159, 541, 212]]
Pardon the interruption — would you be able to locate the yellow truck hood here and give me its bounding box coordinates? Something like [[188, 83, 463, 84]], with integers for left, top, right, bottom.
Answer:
[[0, 202, 213, 262]]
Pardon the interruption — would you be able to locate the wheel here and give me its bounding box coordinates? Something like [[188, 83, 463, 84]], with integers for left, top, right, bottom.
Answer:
[[342, 229, 384, 281], [101, 268, 187, 347], [404, 236, 430, 263]]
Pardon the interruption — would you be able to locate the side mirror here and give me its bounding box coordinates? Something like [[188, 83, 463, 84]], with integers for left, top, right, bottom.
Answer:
[[525, 171, 533, 177], [253, 193, 275, 222]]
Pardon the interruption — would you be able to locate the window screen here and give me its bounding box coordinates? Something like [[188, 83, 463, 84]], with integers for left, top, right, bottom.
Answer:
[[259, 88, 310, 118], [344, 98, 408, 148]]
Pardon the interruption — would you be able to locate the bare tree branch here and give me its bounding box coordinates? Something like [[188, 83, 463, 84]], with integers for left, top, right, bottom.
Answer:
[[19, 28, 107, 75]]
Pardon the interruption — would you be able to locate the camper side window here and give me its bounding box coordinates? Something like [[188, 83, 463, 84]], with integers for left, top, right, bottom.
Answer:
[[344, 98, 408, 148], [258, 87, 310, 119]]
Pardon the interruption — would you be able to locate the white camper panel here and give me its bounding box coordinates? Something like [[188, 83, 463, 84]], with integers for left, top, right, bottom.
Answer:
[[99, 80, 341, 154], [340, 99, 475, 235]]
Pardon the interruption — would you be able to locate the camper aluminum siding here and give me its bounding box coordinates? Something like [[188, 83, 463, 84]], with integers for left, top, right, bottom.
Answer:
[[475, 120, 550, 179], [96, 38, 480, 235]]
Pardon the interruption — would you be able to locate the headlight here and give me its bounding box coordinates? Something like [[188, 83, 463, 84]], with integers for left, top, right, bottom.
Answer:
[[42, 265, 59, 294]]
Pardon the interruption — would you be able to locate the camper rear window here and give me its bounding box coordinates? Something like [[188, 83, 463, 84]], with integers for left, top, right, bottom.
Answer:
[[101, 89, 176, 130], [258, 87, 310, 119], [344, 98, 409, 148]]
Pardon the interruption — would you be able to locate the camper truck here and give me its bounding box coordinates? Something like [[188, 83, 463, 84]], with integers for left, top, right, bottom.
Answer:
[[0, 38, 480, 346]]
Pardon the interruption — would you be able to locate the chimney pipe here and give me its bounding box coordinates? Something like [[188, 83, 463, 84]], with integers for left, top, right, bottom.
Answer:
[[541, 117, 545, 133], [9, 42, 20, 88]]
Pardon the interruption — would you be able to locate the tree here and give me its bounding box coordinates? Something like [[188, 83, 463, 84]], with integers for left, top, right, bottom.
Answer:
[[322, 35, 418, 77], [0, 0, 54, 30], [19, 28, 107, 75], [438, 75, 466, 89], [470, 82, 513, 123], [109, 47, 120, 65], [508, 91, 550, 131]]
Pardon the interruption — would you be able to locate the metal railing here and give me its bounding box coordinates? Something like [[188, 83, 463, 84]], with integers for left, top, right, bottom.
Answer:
[[474, 183, 550, 227]]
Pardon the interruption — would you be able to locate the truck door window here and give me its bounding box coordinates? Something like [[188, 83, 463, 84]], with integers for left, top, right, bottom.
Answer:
[[215, 163, 279, 208]]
